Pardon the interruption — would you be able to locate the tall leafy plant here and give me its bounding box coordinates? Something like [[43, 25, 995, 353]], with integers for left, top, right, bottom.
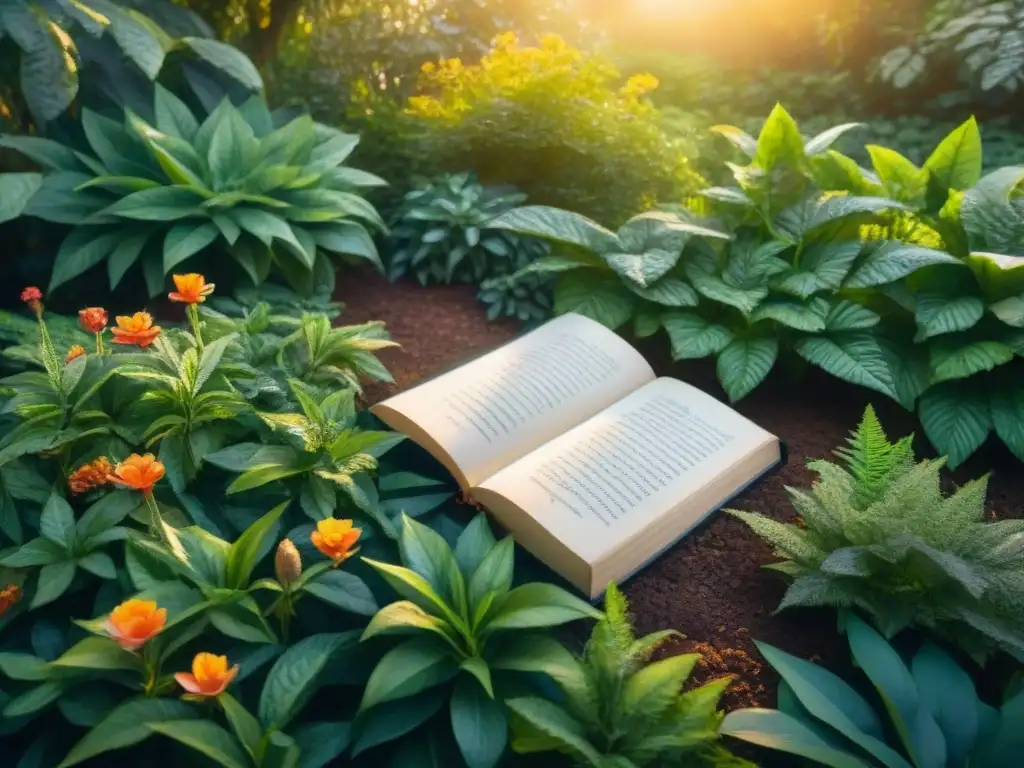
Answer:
[[0, 89, 387, 298], [730, 405, 1024, 661]]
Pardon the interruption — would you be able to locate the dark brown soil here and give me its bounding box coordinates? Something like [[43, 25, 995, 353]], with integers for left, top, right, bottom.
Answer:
[[336, 270, 1024, 711]]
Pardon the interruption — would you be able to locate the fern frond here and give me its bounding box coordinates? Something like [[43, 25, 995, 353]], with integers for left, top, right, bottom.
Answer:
[[728, 510, 826, 564], [833, 405, 914, 509], [778, 572, 857, 611], [602, 582, 635, 653]]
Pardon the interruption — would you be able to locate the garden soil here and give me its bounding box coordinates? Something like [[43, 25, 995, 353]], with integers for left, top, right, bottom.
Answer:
[[336, 270, 1024, 711]]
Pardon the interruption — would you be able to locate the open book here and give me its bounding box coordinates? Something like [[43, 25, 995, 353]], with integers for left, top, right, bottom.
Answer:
[[371, 313, 783, 598]]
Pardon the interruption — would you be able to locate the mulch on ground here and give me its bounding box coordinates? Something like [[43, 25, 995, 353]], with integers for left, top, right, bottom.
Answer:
[[336, 269, 1024, 710]]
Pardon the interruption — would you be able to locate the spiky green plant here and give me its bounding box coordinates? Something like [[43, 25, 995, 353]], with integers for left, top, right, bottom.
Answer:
[[507, 583, 752, 767], [730, 405, 1024, 661]]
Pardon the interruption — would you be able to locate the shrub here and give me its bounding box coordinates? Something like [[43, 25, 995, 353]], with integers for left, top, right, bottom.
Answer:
[[0, 90, 387, 300], [723, 612, 1024, 767], [730, 405, 1024, 661], [405, 32, 705, 226], [508, 582, 752, 767]]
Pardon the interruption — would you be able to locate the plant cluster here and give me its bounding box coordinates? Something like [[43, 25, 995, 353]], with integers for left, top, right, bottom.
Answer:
[[496, 105, 1024, 467], [0, 89, 387, 301], [404, 31, 705, 226], [723, 612, 1024, 767], [731, 405, 1024, 661], [0, 279, 748, 765]]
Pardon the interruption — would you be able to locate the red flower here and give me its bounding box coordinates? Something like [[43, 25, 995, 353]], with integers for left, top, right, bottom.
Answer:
[[79, 307, 108, 334]]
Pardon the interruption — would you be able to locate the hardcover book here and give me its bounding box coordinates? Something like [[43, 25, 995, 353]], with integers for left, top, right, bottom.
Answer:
[[372, 313, 783, 598]]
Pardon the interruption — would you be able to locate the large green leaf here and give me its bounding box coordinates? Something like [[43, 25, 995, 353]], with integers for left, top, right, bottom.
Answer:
[[350, 690, 444, 757], [21, 17, 78, 123], [148, 721, 249, 768], [484, 583, 600, 632], [225, 501, 286, 590], [844, 242, 960, 288], [911, 643, 979, 766], [918, 386, 991, 469], [360, 637, 458, 711], [293, 721, 352, 768], [58, 698, 198, 767], [154, 84, 199, 141], [914, 295, 984, 340], [929, 339, 1014, 383], [604, 250, 682, 289], [303, 570, 378, 616], [50, 229, 123, 291], [108, 7, 165, 79], [451, 676, 507, 768], [258, 632, 357, 730], [506, 697, 602, 765], [163, 221, 219, 272], [751, 298, 828, 332], [710, 125, 757, 158], [795, 334, 897, 400], [867, 146, 926, 200], [924, 117, 982, 192], [489, 206, 620, 254], [990, 383, 1024, 462], [50, 637, 141, 673], [313, 221, 381, 270], [717, 338, 778, 402], [774, 242, 860, 299], [103, 186, 203, 220], [776, 196, 907, 241], [721, 709, 873, 768], [805, 123, 865, 156], [40, 492, 76, 550], [662, 312, 734, 360], [207, 108, 258, 190], [554, 272, 635, 329]]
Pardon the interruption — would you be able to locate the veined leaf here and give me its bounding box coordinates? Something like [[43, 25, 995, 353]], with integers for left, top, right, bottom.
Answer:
[[924, 117, 982, 193], [796, 334, 897, 400], [929, 339, 1013, 383], [844, 242, 961, 288], [662, 312, 733, 360], [752, 297, 828, 332], [489, 206, 620, 254], [918, 386, 991, 469], [914, 295, 984, 340], [754, 105, 805, 171], [717, 337, 778, 402], [554, 272, 635, 329]]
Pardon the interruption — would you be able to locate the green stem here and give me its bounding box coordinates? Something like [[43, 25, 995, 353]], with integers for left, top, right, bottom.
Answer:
[[142, 644, 159, 697], [187, 304, 204, 354], [143, 490, 163, 542], [95, 331, 104, 355]]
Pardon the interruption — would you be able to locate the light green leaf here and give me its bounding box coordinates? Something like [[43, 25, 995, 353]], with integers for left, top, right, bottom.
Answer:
[[805, 123, 865, 156], [484, 583, 600, 633], [468, 537, 514, 610], [844, 242, 959, 288], [453, 514, 498, 579], [0, 173, 42, 224], [929, 339, 1013, 383], [360, 637, 458, 711], [50, 637, 142, 673], [924, 117, 982, 192], [796, 334, 897, 399], [554, 272, 635, 329], [624, 277, 698, 307], [662, 312, 733, 360], [721, 709, 874, 768], [103, 186, 203, 220], [489, 206, 620, 254], [225, 501, 286, 590], [914, 295, 984, 340], [751, 297, 828, 332], [755, 104, 805, 171], [506, 697, 603, 764], [710, 125, 758, 158], [184, 38, 263, 90], [717, 337, 778, 402], [361, 600, 451, 642]]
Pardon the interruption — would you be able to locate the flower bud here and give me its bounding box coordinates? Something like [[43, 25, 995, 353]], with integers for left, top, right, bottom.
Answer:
[[275, 538, 302, 586]]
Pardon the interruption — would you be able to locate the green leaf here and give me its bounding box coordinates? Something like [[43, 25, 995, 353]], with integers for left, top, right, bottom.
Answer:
[[918, 386, 991, 469], [58, 698, 198, 767], [3, 680, 64, 718], [361, 600, 452, 643], [687, 263, 767, 314], [218, 693, 262, 761], [710, 125, 758, 158], [751, 297, 828, 332], [453, 514, 498, 579], [506, 697, 602, 764], [485, 583, 600, 633], [32, 561, 76, 608], [662, 312, 733, 360], [989, 294, 1024, 327], [360, 637, 458, 711], [259, 632, 357, 730], [990, 384, 1024, 461], [460, 656, 494, 698], [717, 337, 778, 402], [184, 38, 263, 90], [209, 597, 277, 644], [49, 230, 123, 291], [554, 272, 635, 330], [0, 537, 66, 567], [20, 18, 78, 123], [302, 569, 378, 616], [40, 492, 75, 550], [489, 206, 620, 254], [911, 643, 978, 766], [148, 720, 249, 768], [451, 676, 507, 768], [399, 514, 456, 597], [914, 295, 984, 340], [795, 334, 897, 400], [805, 123, 865, 156], [0, 173, 42, 224], [721, 709, 874, 768], [468, 537, 514, 610], [929, 340, 1014, 383], [163, 222, 219, 273], [293, 721, 352, 768], [868, 145, 926, 199], [226, 501, 286, 590], [754, 104, 805, 171], [108, 7, 164, 79], [154, 84, 199, 141], [350, 690, 444, 757], [313, 221, 381, 270], [826, 301, 881, 332], [924, 117, 982, 192], [103, 187, 203, 220], [624, 277, 699, 307], [621, 653, 701, 723], [844, 242, 960, 288], [108, 228, 154, 289], [50, 636, 142, 672], [774, 242, 860, 299]]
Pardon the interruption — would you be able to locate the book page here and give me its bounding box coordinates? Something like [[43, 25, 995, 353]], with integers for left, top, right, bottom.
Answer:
[[474, 377, 779, 568], [371, 313, 655, 489]]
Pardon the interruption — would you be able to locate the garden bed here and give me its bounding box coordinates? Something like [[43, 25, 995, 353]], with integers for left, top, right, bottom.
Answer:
[[337, 269, 1024, 710]]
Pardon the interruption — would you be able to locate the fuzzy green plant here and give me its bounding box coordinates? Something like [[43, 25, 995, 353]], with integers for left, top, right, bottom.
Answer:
[[507, 582, 752, 767], [730, 404, 1024, 661]]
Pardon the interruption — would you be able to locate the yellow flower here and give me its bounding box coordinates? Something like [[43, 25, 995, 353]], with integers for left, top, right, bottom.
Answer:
[[105, 599, 166, 650], [65, 345, 85, 364], [623, 72, 660, 96], [168, 273, 215, 304], [174, 653, 238, 697], [311, 518, 361, 566], [111, 312, 161, 348]]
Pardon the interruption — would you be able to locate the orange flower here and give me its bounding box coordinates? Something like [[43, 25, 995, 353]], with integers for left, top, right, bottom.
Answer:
[[20, 286, 42, 317], [108, 453, 165, 494], [65, 345, 85, 364], [174, 652, 238, 697], [79, 307, 108, 334], [68, 457, 113, 495], [0, 584, 22, 618], [311, 518, 361, 566], [104, 598, 166, 650], [111, 312, 161, 349], [168, 274, 215, 304]]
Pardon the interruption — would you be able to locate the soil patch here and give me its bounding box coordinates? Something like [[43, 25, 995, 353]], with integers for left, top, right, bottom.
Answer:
[[337, 269, 1023, 712]]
